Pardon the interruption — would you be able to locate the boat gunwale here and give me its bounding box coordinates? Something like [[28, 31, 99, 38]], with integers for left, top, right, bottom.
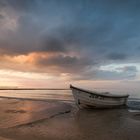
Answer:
[[70, 85, 129, 98]]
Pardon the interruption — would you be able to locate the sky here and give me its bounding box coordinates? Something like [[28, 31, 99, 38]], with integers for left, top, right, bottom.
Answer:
[[0, 0, 140, 90]]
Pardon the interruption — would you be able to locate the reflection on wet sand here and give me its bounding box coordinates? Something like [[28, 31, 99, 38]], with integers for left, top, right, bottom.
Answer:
[[0, 98, 140, 140], [0, 99, 72, 128]]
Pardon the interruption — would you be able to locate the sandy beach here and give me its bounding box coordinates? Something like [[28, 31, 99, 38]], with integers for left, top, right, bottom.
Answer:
[[0, 98, 140, 140]]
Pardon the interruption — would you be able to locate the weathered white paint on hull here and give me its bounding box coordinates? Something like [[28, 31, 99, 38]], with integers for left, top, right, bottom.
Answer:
[[70, 85, 129, 108]]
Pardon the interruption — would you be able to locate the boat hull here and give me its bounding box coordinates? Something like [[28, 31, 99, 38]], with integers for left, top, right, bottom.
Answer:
[[70, 86, 129, 109]]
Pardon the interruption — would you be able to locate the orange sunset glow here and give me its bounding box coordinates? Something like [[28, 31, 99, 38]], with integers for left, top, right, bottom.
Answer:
[[0, 1, 140, 140], [0, 0, 140, 92]]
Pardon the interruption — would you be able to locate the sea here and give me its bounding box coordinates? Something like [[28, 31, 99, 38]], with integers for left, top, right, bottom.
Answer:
[[0, 89, 140, 111], [0, 89, 73, 101]]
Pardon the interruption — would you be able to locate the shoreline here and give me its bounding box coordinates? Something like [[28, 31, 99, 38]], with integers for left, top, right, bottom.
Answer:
[[0, 98, 140, 140], [0, 96, 74, 102], [0, 98, 74, 128], [0, 95, 139, 103]]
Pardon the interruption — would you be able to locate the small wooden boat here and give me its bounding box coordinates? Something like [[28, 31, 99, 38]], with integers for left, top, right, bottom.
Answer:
[[70, 85, 129, 108]]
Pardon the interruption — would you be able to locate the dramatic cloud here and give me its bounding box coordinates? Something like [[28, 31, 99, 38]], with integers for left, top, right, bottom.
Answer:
[[0, 0, 140, 82], [96, 66, 138, 80], [35, 54, 93, 73], [107, 53, 127, 60]]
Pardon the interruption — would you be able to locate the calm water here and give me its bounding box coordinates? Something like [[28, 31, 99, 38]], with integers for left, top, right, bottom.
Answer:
[[0, 89, 140, 110], [0, 88, 140, 100], [0, 89, 73, 101]]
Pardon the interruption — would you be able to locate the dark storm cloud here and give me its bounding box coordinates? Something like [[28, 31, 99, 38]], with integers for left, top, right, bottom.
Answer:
[[0, 0, 36, 11], [0, 0, 140, 80], [107, 53, 127, 60], [0, 1, 6, 8], [1, 0, 140, 55], [40, 36, 67, 53], [35, 54, 93, 73], [73, 65, 138, 80]]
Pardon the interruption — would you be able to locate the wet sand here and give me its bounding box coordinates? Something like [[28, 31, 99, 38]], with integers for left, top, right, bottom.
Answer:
[[0, 98, 140, 140]]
